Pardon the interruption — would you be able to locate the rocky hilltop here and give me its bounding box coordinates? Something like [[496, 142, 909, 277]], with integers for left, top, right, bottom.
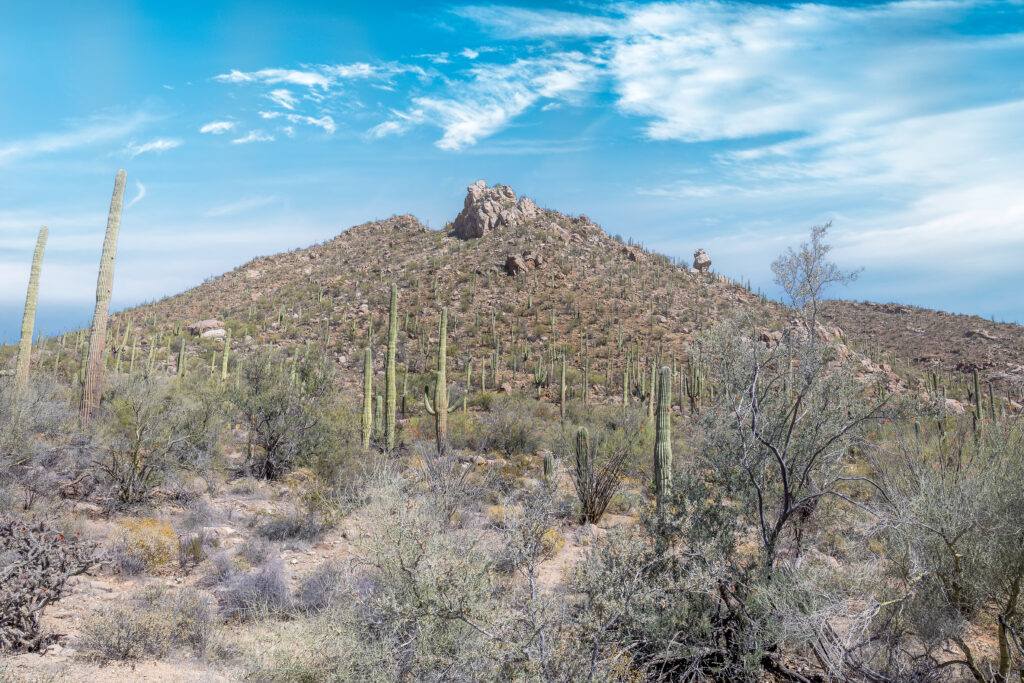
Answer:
[[110, 180, 1021, 403]]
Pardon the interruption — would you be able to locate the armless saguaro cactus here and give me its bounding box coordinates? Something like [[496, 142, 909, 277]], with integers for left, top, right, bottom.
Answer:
[[361, 347, 373, 449], [384, 283, 398, 451], [15, 226, 48, 390], [654, 366, 673, 509], [81, 170, 126, 423], [423, 308, 450, 454]]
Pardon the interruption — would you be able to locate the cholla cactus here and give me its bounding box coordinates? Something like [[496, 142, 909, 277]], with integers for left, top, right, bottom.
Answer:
[[0, 515, 103, 652], [14, 226, 48, 390]]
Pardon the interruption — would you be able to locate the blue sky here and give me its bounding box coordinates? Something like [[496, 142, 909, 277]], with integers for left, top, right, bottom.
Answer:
[[2, 0, 1024, 341]]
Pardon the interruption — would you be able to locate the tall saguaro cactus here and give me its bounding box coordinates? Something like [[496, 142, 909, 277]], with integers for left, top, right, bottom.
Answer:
[[15, 226, 48, 390], [361, 347, 373, 449], [384, 283, 398, 451], [654, 366, 673, 509], [423, 308, 450, 454], [81, 170, 126, 422]]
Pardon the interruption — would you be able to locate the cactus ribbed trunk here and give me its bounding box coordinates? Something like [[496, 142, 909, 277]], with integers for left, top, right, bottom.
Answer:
[[384, 283, 398, 451], [655, 366, 673, 509], [423, 308, 449, 454], [81, 170, 126, 423], [361, 347, 373, 449], [559, 356, 567, 419], [221, 328, 231, 381], [15, 226, 48, 390]]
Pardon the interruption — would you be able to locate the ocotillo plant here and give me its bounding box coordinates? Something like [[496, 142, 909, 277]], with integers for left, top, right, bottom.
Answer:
[[361, 347, 373, 449], [654, 366, 673, 509], [15, 226, 48, 390], [423, 308, 450, 454], [384, 283, 398, 450], [81, 170, 126, 423]]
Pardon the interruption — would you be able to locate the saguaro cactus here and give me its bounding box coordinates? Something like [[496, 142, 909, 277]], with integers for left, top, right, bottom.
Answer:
[[81, 170, 126, 422], [384, 283, 398, 450], [559, 356, 567, 419], [15, 226, 48, 390], [654, 366, 673, 509], [221, 328, 231, 381], [361, 347, 373, 449], [423, 308, 450, 453]]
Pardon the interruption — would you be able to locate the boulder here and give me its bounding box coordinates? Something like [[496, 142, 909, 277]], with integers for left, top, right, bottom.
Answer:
[[622, 245, 645, 262], [693, 248, 712, 273], [188, 319, 224, 336], [453, 180, 541, 239], [505, 254, 529, 276], [201, 328, 226, 339]]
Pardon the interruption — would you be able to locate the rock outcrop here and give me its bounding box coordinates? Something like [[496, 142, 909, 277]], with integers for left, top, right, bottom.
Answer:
[[453, 180, 540, 239], [188, 319, 224, 336], [505, 250, 546, 276], [693, 249, 711, 273]]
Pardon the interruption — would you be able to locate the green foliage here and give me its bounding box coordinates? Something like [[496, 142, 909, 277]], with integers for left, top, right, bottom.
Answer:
[[228, 347, 338, 479]]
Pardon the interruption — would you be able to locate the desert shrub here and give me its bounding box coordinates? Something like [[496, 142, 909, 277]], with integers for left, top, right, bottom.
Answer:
[[205, 550, 235, 586], [112, 517, 177, 572], [78, 586, 214, 661], [0, 515, 103, 652], [221, 559, 291, 621], [227, 348, 339, 479], [444, 411, 486, 451], [236, 536, 274, 567], [78, 603, 172, 661], [863, 418, 1024, 681], [99, 374, 216, 505], [177, 529, 210, 571], [410, 440, 475, 522], [255, 512, 325, 541], [480, 396, 547, 457], [294, 562, 347, 613]]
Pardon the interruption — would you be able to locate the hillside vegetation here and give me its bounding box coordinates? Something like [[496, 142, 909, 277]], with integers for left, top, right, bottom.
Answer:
[[1, 180, 1023, 682]]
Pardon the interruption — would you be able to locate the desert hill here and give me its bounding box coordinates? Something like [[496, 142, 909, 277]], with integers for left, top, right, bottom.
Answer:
[[97, 179, 1020, 405]]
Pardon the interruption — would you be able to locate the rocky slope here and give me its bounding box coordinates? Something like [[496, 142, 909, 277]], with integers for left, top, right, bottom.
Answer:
[[104, 180, 1020, 404]]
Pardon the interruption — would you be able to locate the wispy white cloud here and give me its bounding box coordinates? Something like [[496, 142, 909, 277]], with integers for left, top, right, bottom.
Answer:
[[205, 195, 278, 217], [231, 130, 274, 144], [266, 89, 298, 110], [461, 48, 479, 59], [214, 68, 330, 89], [126, 181, 146, 209], [371, 52, 601, 149], [0, 112, 152, 165], [199, 120, 236, 134], [258, 111, 336, 134], [127, 138, 182, 157]]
